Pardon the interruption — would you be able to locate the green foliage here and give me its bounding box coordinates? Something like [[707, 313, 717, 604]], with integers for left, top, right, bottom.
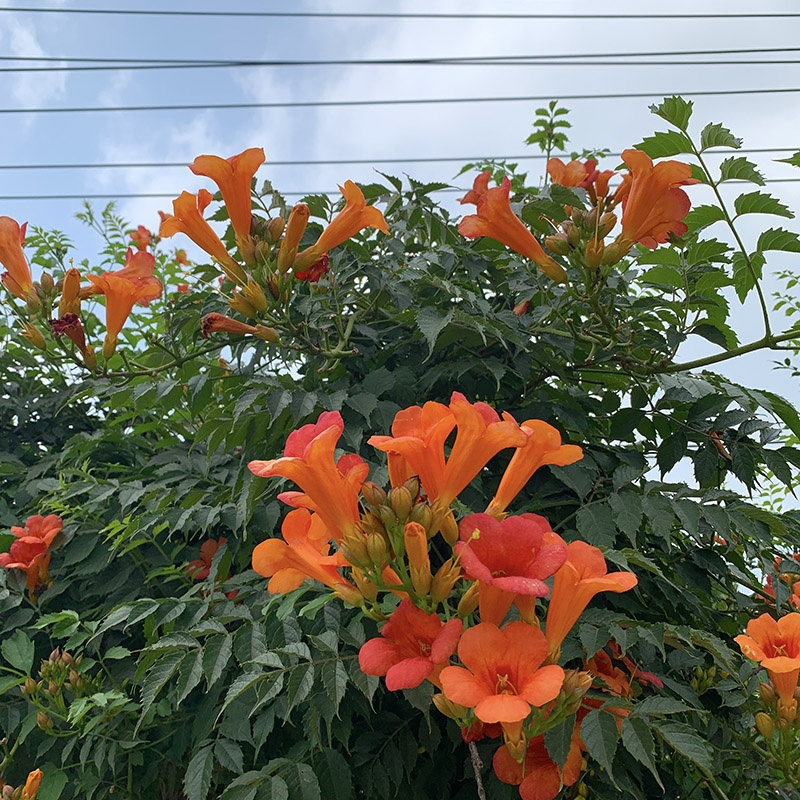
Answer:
[[2, 97, 800, 800]]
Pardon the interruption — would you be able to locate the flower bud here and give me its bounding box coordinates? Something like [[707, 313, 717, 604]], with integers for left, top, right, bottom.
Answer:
[[759, 682, 777, 706], [266, 215, 286, 244], [36, 711, 53, 731], [755, 711, 775, 739], [584, 207, 599, 232], [377, 505, 399, 530], [513, 300, 531, 316], [58, 267, 82, 316], [390, 486, 414, 522], [408, 502, 433, 532], [20, 322, 47, 351], [430, 558, 461, 604], [22, 676, 38, 697], [21, 768, 43, 800], [351, 568, 378, 602], [457, 581, 480, 618], [544, 234, 571, 256], [439, 509, 459, 546], [254, 240, 273, 264], [277, 204, 310, 273], [41, 271, 55, 293], [339, 530, 370, 568], [242, 280, 269, 313], [600, 241, 625, 266], [228, 288, 260, 319], [402, 476, 420, 499], [404, 521, 431, 595], [83, 344, 97, 371], [571, 208, 586, 227], [585, 238, 604, 269], [254, 325, 280, 343], [597, 211, 618, 238], [25, 290, 42, 313], [361, 481, 388, 508], [366, 532, 387, 566]]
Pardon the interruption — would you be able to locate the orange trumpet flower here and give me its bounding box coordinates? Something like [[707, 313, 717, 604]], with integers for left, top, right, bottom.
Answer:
[[545, 541, 638, 660], [0, 216, 34, 300], [81, 248, 162, 306], [736, 613, 800, 718], [487, 420, 583, 518], [159, 190, 246, 283], [293, 181, 388, 271], [458, 177, 567, 283], [189, 147, 266, 242], [617, 148, 698, 250]]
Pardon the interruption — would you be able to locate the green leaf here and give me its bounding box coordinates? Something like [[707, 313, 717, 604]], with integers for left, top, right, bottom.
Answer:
[[140, 652, 183, 720], [733, 191, 793, 219], [633, 130, 693, 158], [36, 768, 68, 800], [684, 204, 725, 232], [690, 324, 728, 350], [776, 151, 800, 167], [176, 649, 204, 705], [757, 227, 800, 253], [649, 96, 693, 131], [1, 630, 34, 673], [215, 739, 244, 773], [621, 717, 662, 788], [576, 504, 617, 548], [313, 747, 355, 800], [203, 634, 233, 689], [184, 744, 214, 800], [654, 720, 713, 772], [544, 717, 576, 770], [633, 697, 691, 716], [286, 661, 314, 713], [718, 156, 765, 185], [416, 307, 454, 356], [699, 122, 742, 151], [764, 449, 793, 487], [320, 659, 348, 714], [759, 389, 800, 439], [220, 670, 266, 714], [639, 266, 683, 287], [276, 762, 321, 800], [581, 709, 619, 783], [657, 431, 688, 475], [609, 492, 643, 546], [732, 251, 765, 303]]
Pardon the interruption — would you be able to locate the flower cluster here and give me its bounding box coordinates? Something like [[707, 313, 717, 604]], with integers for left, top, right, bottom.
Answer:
[[248, 394, 640, 799], [458, 148, 696, 291], [0, 768, 43, 800], [0, 514, 62, 597]]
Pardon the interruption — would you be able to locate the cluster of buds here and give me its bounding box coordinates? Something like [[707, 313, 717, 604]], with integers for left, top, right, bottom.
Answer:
[[23, 648, 92, 733], [689, 664, 718, 695], [0, 769, 43, 800]]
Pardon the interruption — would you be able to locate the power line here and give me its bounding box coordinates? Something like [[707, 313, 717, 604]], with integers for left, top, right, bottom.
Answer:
[[0, 148, 796, 172], [3, 7, 800, 18], [3, 86, 800, 115], [5, 177, 800, 202]]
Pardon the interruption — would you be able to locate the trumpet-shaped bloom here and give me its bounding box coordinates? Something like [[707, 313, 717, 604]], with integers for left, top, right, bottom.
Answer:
[[735, 613, 800, 707], [129, 225, 152, 250], [456, 513, 567, 625], [189, 147, 266, 242], [159, 190, 243, 276], [293, 180, 388, 270], [81, 248, 162, 306], [458, 177, 567, 283], [369, 393, 527, 508], [459, 170, 492, 205], [0, 538, 51, 594], [187, 537, 229, 580], [440, 622, 565, 724], [85, 274, 158, 358], [11, 514, 63, 546], [493, 732, 582, 800], [617, 148, 698, 249], [487, 420, 583, 517], [545, 541, 638, 657], [0, 216, 34, 299], [358, 599, 463, 690], [547, 158, 598, 188], [252, 508, 361, 604], [249, 411, 365, 542]]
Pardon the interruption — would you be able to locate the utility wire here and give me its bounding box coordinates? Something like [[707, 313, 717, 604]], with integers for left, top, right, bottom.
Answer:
[[6, 177, 800, 202], [3, 7, 800, 18], [3, 86, 800, 115], [0, 149, 796, 171]]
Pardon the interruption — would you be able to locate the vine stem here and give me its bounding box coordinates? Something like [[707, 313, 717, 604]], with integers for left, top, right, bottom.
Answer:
[[468, 742, 487, 800]]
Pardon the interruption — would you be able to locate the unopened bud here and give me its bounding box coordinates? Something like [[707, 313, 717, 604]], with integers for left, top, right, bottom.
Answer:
[[390, 486, 414, 522], [242, 280, 269, 313], [377, 505, 399, 530], [544, 234, 571, 256], [49, 648, 60, 662], [597, 211, 618, 238], [254, 325, 280, 343], [439, 510, 459, 546], [600, 241, 624, 266], [760, 683, 777, 705], [254, 240, 272, 264], [41, 271, 55, 293], [22, 676, 38, 696], [366, 532, 387, 566], [408, 502, 433, 531], [278, 204, 310, 273], [457, 581, 480, 618], [431, 558, 462, 604], [36, 711, 53, 731], [432, 693, 469, 722], [265, 216, 286, 245], [228, 288, 260, 319], [361, 481, 388, 508], [339, 531, 369, 568], [20, 322, 47, 351], [25, 290, 42, 313], [584, 207, 599, 232], [513, 300, 531, 316], [755, 711, 775, 739], [404, 521, 431, 595], [585, 238, 604, 269], [83, 344, 97, 371], [402, 476, 420, 499], [351, 568, 378, 602], [571, 208, 586, 227]]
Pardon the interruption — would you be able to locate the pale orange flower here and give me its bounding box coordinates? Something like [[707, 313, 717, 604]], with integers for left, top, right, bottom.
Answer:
[[547, 158, 598, 188], [486, 420, 583, 518], [545, 541, 638, 659], [459, 170, 492, 205], [189, 147, 266, 242], [458, 177, 567, 282], [617, 148, 698, 249], [159, 190, 245, 281], [21, 768, 44, 800], [81, 248, 162, 306], [0, 216, 34, 299], [129, 224, 152, 250], [293, 181, 388, 271]]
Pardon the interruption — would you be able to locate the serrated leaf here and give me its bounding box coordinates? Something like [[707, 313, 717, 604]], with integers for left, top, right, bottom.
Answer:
[[609, 492, 643, 546], [657, 431, 688, 475], [581, 709, 619, 783], [693, 442, 721, 486], [690, 323, 728, 350], [634, 130, 693, 158], [276, 762, 321, 800], [286, 661, 314, 713], [176, 649, 204, 705], [759, 389, 800, 439], [732, 251, 765, 303], [621, 717, 662, 788], [718, 156, 765, 185], [215, 739, 244, 773], [184, 744, 214, 800], [654, 720, 713, 772], [642, 494, 674, 547], [220, 670, 265, 714], [576, 504, 617, 548], [320, 659, 348, 714], [730, 440, 758, 488], [544, 718, 575, 770], [639, 266, 683, 287], [757, 227, 800, 253], [203, 634, 233, 689], [684, 204, 725, 232], [777, 151, 800, 167], [733, 191, 793, 219], [1, 630, 34, 673], [140, 652, 183, 719], [313, 747, 355, 800], [649, 96, 693, 131], [699, 122, 742, 151], [634, 697, 691, 716], [764, 449, 793, 486], [416, 307, 454, 356]]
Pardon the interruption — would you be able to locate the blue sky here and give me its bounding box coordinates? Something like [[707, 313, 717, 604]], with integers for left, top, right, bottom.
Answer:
[[2, 0, 800, 400]]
